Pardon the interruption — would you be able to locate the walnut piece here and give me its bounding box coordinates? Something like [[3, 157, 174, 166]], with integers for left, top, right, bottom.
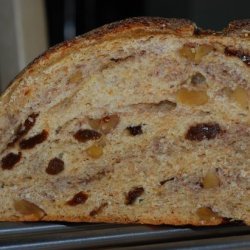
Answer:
[[88, 114, 120, 134], [231, 87, 249, 109], [202, 170, 220, 188], [179, 44, 213, 63], [176, 88, 208, 106], [14, 199, 45, 219], [86, 145, 103, 159], [196, 207, 222, 222]]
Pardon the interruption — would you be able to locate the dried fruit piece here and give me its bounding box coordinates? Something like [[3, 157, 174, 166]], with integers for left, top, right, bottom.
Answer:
[[127, 125, 143, 136], [100, 115, 120, 134], [125, 187, 144, 205], [179, 44, 196, 61], [88, 118, 101, 131], [1, 152, 22, 170], [230, 87, 249, 109], [19, 130, 48, 149], [89, 114, 120, 134], [66, 192, 88, 206], [46, 158, 64, 175], [89, 202, 108, 216], [224, 47, 250, 66], [191, 72, 206, 85], [14, 199, 45, 218], [86, 145, 103, 159], [179, 44, 213, 63], [202, 170, 220, 188], [186, 123, 221, 141], [74, 129, 101, 142], [8, 113, 39, 147], [196, 207, 222, 222], [195, 45, 213, 63], [176, 88, 208, 106], [22, 113, 39, 133], [68, 70, 82, 83]]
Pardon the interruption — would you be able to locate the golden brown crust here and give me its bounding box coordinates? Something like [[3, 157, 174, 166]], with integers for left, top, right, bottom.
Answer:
[[3, 18, 195, 89], [0, 215, 225, 226], [2, 17, 249, 99], [4, 213, 247, 226], [224, 19, 250, 37]]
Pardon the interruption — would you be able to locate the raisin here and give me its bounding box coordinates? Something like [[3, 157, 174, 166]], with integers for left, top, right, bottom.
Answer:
[[66, 192, 88, 206], [46, 158, 64, 175], [8, 113, 39, 146], [125, 187, 144, 205], [19, 130, 48, 149], [191, 72, 206, 85], [89, 202, 108, 216], [224, 47, 250, 66], [1, 152, 22, 170], [73, 129, 101, 142], [127, 125, 143, 136], [185, 123, 221, 141]]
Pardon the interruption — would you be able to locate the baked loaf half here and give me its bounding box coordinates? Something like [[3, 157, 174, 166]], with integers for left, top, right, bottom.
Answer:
[[0, 17, 249, 225]]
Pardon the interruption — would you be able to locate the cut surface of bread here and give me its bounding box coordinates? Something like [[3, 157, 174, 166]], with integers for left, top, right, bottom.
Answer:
[[0, 17, 249, 225]]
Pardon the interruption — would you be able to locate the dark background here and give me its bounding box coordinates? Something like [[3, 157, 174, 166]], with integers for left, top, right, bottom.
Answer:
[[46, 0, 250, 46]]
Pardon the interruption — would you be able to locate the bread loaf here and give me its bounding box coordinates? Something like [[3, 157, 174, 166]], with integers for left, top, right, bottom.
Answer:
[[0, 17, 249, 225]]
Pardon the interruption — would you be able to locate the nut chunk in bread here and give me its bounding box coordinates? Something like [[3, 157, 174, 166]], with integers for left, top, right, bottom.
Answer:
[[0, 17, 249, 225]]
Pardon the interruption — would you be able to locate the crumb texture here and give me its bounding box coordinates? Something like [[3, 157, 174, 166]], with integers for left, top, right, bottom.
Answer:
[[0, 17, 249, 225]]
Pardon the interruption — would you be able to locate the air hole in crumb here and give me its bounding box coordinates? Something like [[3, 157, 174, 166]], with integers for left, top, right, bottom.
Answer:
[[126, 125, 143, 136], [224, 47, 250, 66], [125, 187, 144, 205], [191, 72, 206, 85]]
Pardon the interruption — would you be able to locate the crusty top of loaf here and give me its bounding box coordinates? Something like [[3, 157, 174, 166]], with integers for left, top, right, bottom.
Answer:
[[1, 17, 249, 99]]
